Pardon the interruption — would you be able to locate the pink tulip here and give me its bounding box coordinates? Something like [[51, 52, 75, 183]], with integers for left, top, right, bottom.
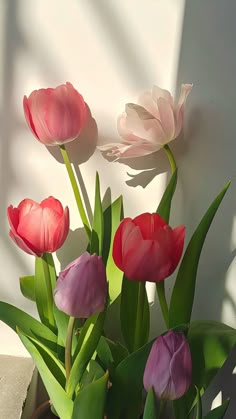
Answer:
[[143, 331, 192, 400], [113, 213, 185, 283], [54, 252, 107, 318], [7, 197, 69, 257], [23, 82, 87, 146], [99, 84, 192, 158]]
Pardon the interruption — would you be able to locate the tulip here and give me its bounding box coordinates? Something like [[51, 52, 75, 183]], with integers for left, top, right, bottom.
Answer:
[[23, 82, 87, 146], [54, 252, 107, 318], [143, 331, 192, 400], [7, 196, 69, 257], [98, 84, 192, 158], [113, 213, 185, 282]]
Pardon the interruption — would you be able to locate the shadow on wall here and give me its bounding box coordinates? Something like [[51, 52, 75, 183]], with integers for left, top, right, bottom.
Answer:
[[0, 1, 63, 305], [173, 0, 236, 416]]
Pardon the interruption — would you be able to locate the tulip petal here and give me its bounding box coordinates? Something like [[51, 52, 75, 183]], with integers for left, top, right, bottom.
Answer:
[[157, 97, 175, 140], [175, 84, 193, 138], [133, 213, 167, 240], [112, 218, 133, 270], [125, 104, 167, 144], [40, 196, 64, 215], [23, 96, 39, 139], [152, 85, 174, 107], [117, 114, 142, 143], [169, 340, 192, 399], [137, 91, 160, 119], [170, 225, 186, 272], [7, 205, 19, 234]]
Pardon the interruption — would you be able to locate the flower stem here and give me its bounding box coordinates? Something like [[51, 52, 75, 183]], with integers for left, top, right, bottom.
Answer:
[[134, 281, 146, 351], [60, 144, 91, 239], [65, 316, 75, 382], [164, 144, 177, 173], [157, 400, 166, 419], [156, 282, 169, 328]]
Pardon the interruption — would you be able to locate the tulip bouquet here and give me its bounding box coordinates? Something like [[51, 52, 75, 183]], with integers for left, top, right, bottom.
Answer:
[[1, 82, 235, 419]]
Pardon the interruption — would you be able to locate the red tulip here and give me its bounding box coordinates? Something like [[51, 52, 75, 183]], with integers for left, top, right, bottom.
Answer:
[[143, 331, 192, 400], [54, 252, 107, 318], [7, 197, 69, 257], [113, 213, 185, 282], [23, 82, 87, 146]]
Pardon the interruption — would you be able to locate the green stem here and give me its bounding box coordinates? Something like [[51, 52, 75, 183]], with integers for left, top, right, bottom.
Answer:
[[133, 281, 146, 351], [35, 256, 55, 330], [156, 145, 177, 329], [65, 316, 75, 382], [156, 282, 169, 328], [158, 400, 166, 419], [164, 144, 177, 173], [60, 145, 91, 239]]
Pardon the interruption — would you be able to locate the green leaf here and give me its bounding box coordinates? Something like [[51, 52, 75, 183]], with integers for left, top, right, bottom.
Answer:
[[67, 311, 106, 398], [105, 338, 129, 366], [143, 388, 158, 419], [72, 372, 108, 419], [105, 195, 123, 303], [19, 275, 35, 301], [17, 329, 66, 388], [107, 339, 154, 417], [195, 386, 203, 419], [35, 255, 56, 331], [18, 331, 73, 419], [156, 168, 177, 222], [80, 359, 105, 389], [90, 172, 104, 255], [204, 400, 230, 419], [0, 302, 57, 352], [186, 321, 236, 410], [120, 276, 150, 352], [169, 182, 230, 328]]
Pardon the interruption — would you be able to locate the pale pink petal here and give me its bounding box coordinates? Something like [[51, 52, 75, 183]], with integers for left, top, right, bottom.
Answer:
[[28, 89, 54, 143], [137, 91, 160, 119], [175, 84, 193, 138], [18, 199, 40, 222], [117, 114, 141, 143], [157, 97, 175, 140], [98, 141, 161, 158], [125, 104, 167, 144], [152, 85, 174, 108]]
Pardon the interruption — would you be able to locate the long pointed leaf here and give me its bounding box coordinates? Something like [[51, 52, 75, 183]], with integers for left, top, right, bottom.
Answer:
[[19, 275, 35, 301], [90, 172, 104, 255], [169, 182, 230, 327], [156, 169, 177, 222], [204, 400, 230, 419], [18, 331, 73, 419], [105, 195, 123, 303], [72, 372, 108, 419], [120, 276, 149, 352], [67, 310, 106, 398], [0, 302, 57, 352], [143, 388, 158, 419]]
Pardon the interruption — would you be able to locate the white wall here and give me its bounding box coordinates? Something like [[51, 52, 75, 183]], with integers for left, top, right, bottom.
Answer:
[[0, 0, 236, 414]]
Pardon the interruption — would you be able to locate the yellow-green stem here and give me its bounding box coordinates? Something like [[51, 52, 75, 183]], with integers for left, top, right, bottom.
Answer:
[[164, 144, 177, 173], [65, 316, 75, 382], [60, 145, 91, 239]]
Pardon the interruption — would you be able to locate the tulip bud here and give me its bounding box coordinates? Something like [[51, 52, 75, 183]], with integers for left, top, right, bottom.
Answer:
[[113, 213, 185, 283], [7, 197, 69, 257], [23, 82, 87, 146], [143, 331, 192, 400], [54, 252, 107, 318]]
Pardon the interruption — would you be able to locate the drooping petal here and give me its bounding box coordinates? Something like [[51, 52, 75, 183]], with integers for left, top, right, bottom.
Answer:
[[157, 97, 175, 140], [175, 84, 193, 138]]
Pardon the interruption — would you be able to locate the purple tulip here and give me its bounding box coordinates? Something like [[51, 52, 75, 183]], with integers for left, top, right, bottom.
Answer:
[[143, 330, 192, 400], [54, 252, 107, 318]]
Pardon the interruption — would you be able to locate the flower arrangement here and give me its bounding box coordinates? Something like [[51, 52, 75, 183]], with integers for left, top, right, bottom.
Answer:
[[1, 82, 235, 419]]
